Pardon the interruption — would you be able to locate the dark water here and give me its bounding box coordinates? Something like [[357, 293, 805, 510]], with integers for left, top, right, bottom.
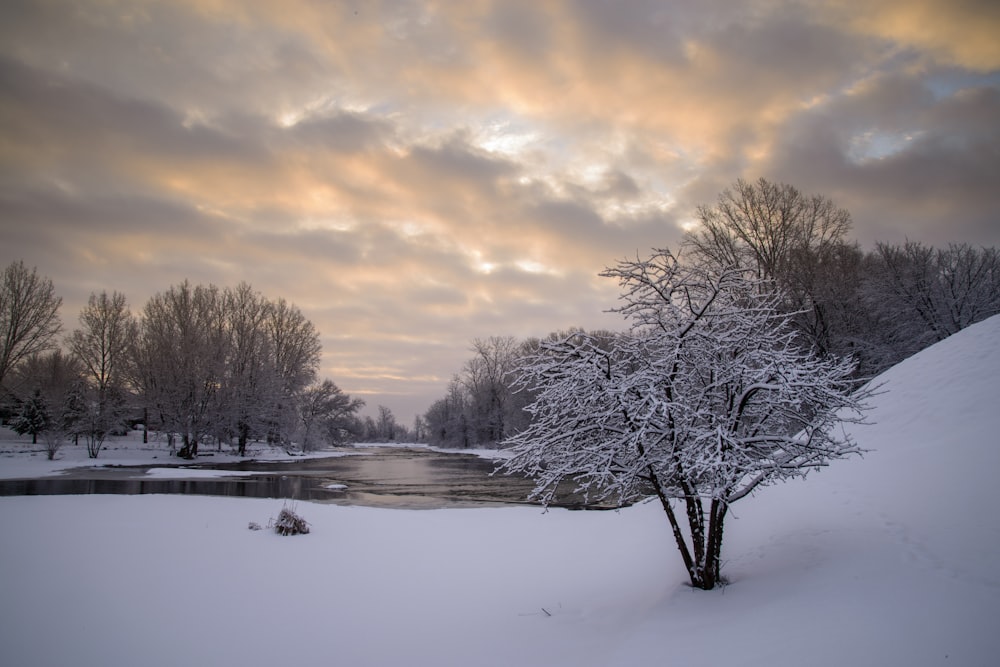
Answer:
[[0, 447, 600, 509]]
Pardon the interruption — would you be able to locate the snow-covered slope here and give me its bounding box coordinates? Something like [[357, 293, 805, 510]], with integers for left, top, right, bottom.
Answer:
[[1, 316, 998, 667], [612, 313, 1000, 666]]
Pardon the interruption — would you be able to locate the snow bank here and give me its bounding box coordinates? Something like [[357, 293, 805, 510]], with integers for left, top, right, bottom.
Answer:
[[1, 315, 998, 666], [0, 430, 358, 480]]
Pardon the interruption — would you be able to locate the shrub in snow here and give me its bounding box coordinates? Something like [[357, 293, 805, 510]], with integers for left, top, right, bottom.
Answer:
[[248, 521, 262, 531], [270, 505, 309, 536], [40, 429, 64, 461]]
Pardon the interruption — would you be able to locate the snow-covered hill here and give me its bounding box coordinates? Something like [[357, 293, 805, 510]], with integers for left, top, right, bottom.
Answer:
[[1, 316, 998, 666], [613, 313, 1000, 666]]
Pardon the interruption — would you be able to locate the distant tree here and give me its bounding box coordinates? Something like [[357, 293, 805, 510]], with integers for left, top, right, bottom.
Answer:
[[7, 349, 84, 413], [298, 379, 365, 449], [686, 177, 852, 280], [684, 178, 856, 355], [461, 336, 524, 445], [11, 388, 50, 444], [133, 282, 227, 458], [376, 405, 398, 442], [219, 283, 277, 456], [499, 249, 870, 590], [411, 415, 427, 443], [61, 380, 88, 446], [265, 298, 322, 444], [362, 415, 378, 442], [424, 380, 471, 448], [8, 350, 85, 448], [0, 260, 62, 393], [864, 242, 1000, 365], [68, 291, 137, 458]]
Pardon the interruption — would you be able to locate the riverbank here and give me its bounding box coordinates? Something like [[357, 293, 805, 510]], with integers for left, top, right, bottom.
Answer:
[[0, 428, 509, 481]]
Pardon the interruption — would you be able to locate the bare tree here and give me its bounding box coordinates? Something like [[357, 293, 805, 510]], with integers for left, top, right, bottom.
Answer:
[[684, 178, 856, 355], [462, 336, 522, 445], [375, 404, 398, 441], [424, 379, 472, 448], [219, 283, 276, 455], [68, 291, 137, 458], [265, 297, 321, 444], [8, 349, 84, 408], [686, 178, 852, 279], [864, 242, 1000, 364], [298, 379, 364, 449], [0, 260, 62, 393], [500, 249, 870, 590], [133, 282, 227, 458]]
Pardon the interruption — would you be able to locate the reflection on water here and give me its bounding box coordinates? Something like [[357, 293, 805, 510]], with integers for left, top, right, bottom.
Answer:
[[0, 475, 341, 502], [0, 447, 603, 510]]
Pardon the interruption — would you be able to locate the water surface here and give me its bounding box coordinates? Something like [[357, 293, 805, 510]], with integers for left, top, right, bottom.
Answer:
[[0, 447, 603, 509]]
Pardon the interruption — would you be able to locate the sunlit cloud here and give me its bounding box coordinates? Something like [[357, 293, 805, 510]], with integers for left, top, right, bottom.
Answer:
[[1, 0, 997, 421]]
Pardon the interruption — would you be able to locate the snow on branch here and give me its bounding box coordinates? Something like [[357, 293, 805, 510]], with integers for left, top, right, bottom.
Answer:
[[498, 248, 874, 590]]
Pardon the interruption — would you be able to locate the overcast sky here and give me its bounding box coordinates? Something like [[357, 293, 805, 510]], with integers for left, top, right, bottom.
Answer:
[[1, 0, 998, 424]]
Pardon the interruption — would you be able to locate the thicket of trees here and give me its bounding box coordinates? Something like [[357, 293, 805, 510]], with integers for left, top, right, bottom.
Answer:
[[0, 272, 365, 458], [423, 178, 1000, 449]]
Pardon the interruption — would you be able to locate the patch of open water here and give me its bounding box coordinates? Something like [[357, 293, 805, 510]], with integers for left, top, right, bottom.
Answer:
[[0, 447, 608, 510]]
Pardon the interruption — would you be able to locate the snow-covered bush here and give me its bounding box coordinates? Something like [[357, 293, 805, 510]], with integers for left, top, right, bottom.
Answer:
[[270, 504, 310, 536]]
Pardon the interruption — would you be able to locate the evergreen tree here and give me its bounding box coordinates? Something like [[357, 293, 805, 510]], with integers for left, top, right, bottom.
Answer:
[[11, 389, 50, 444]]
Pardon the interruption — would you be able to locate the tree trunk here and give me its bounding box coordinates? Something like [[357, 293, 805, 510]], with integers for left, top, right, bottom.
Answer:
[[238, 423, 248, 457], [177, 432, 198, 459], [700, 499, 727, 590], [654, 484, 729, 590]]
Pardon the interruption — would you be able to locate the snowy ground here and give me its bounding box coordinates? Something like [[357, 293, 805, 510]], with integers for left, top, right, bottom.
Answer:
[[0, 431, 509, 481], [0, 431, 362, 480], [2, 316, 999, 666]]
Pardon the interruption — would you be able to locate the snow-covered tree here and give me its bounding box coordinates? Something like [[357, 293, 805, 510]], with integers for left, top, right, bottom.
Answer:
[[499, 249, 871, 590], [461, 336, 527, 445], [298, 379, 364, 449], [68, 291, 136, 458], [264, 297, 321, 444], [219, 283, 277, 456], [133, 282, 227, 458], [7, 350, 85, 439], [11, 388, 50, 444]]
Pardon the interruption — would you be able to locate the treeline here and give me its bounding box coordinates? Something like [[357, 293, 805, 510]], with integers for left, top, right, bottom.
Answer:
[[0, 272, 368, 458], [422, 178, 1000, 449]]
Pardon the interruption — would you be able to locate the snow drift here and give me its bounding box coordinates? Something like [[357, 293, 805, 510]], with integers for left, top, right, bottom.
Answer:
[[1, 315, 998, 666]]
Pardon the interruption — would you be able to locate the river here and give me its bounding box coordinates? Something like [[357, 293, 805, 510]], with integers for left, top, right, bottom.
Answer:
[[0, 446, 609, 510]]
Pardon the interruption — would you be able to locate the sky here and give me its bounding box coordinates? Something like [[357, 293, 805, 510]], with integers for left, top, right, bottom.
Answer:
[[1, 0, 998, 424]]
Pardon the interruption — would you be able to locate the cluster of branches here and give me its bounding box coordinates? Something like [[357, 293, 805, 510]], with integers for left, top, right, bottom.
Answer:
[[686, 178, 1000, 375], [499, 250, 873, 590], [0, 265, 364, 458]]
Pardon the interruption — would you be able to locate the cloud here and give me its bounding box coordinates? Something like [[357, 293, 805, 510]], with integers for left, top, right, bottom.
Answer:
[[830, 0, 1000, 71], [1, 0, 997, 422]]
